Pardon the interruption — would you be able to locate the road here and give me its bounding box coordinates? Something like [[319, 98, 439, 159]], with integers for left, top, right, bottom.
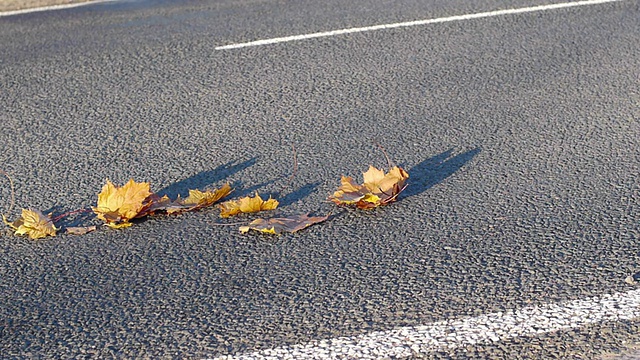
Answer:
[[0, 0, 639, 358]]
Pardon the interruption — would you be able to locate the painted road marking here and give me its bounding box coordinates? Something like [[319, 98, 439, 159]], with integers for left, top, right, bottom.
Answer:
[[0, 0, 118, 17], [214, 289, 640, 359], [216, 0, 625, 50]]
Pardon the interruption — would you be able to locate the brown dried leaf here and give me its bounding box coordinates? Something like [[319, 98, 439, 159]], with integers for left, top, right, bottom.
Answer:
[[66, 226, 97, 235], [219, 192, 279, 218], [363, 166, 408, 195], [239, 213, 329, 235], [141, 194, 176, 215], [329, 166, 408, 209]]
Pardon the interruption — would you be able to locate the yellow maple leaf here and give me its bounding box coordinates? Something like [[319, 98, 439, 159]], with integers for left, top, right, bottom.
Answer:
[[219, 192, 279, 218], [144, 184, 233, 215], [329, 165, 408, 209], [92, 179, 153, 227], [181, 183, 232, 209], [4, 209, 58, 239]]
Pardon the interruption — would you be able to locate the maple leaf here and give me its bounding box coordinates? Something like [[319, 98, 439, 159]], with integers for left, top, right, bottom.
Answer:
[[3, 209, 58, 239], [180, 183, 232, 211], [219, 192, 279, 218], [239, 213, 329, 235], [329, 166, 408, 209], [145, 184, 233, 215], [362, 166, 408, 194], [92, 179, 153, 228]]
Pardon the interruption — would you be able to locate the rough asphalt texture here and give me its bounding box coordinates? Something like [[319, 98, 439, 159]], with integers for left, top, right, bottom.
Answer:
[[0, 0, 639, 358]]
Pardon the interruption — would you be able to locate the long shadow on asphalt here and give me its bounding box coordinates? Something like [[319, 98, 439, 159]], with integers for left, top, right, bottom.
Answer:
[[403, 147, 481, 198], [277, 182, 321, 207], [46, 158, 260, 229], [157, 158, 257, 199]]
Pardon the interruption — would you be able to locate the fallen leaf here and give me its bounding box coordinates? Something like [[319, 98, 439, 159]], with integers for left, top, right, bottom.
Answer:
[[66, 226, 97, 235], [180, 183, 232, 211], [92, 179, 153, 228], [362, 166, 408, 194], [239, 213, 329, 235], [329, 166, 408, 209], [143, 194, 176, 214], [219, 192, 279, 218], [144, 184, 233, 215], [4, 209, 58, 239]]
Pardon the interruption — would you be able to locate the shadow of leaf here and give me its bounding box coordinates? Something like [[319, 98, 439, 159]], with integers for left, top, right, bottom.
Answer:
[[48, 209, 96, 229], [41, 205, 90, 228], [277, 182, 321, 207], [43, 205, 65, 217], [231, 180, 276, 199], [403, 147, 481, 198], [157, 158, 257, 199]]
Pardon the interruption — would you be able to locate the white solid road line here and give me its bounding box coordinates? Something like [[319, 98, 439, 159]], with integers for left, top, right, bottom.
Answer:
[[0, 0, 118, 17], [214, 289, 640, 359], [216, 0, 625, 50]]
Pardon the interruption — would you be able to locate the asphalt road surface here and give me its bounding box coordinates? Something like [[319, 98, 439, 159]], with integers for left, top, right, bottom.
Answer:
[[1, 0, 639, 358]]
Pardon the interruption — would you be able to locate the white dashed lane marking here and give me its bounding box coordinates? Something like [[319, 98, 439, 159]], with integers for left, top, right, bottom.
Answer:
[[214, 289, 640, 359], [216, 0, 625, 50], [0, 0, 117, 17]]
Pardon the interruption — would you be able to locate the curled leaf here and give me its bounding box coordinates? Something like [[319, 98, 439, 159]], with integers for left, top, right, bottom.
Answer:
[[5, 209, 58, 239], [145, 184, 233, 215], [143, 194, 175, 214], [92, 179, 153, 228], [219, 193, 279, 218], [329, 166, 408, 209], [180, 183, 232, 211], [239, 213, 329, 235]]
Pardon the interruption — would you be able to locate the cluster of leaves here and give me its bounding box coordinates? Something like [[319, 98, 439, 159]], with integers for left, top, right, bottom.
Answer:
[[1, 159, 409, 239], [91, 179, 233, 229]]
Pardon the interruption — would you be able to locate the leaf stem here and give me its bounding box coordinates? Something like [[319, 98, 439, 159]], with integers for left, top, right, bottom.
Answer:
[[51, 208, 92, 223], [278, 143, 298, 195], [373, 141, 395, 168]]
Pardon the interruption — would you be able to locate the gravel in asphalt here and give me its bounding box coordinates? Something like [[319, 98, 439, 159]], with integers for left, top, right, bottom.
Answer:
[[0, 0, 638, 358]]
